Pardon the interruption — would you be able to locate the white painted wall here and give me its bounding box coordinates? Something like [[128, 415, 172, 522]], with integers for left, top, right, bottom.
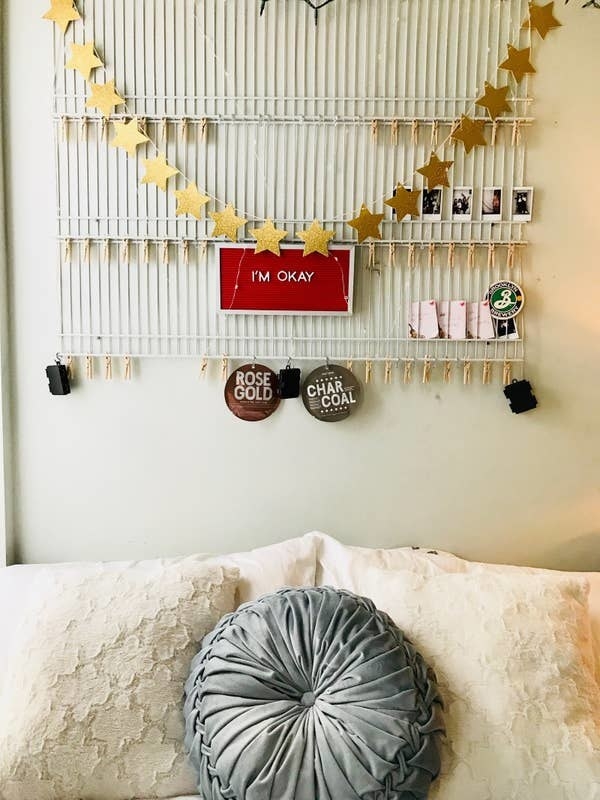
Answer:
[[3, 2, 600, 569]]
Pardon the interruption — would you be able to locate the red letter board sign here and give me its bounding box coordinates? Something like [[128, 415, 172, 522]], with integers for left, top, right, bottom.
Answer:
[[218, 245, 354, 315]]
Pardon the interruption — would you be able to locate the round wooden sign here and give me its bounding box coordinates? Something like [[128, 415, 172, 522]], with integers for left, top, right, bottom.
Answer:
[[302, 364, 362, 422], [225, 364, 281, 422]]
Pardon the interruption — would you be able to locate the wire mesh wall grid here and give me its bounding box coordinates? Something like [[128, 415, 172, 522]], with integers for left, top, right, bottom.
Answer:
[[53, 0, 531, 370]]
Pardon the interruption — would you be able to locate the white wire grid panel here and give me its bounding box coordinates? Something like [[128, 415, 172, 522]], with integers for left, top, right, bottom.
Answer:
[[54, 0, 531, 362]]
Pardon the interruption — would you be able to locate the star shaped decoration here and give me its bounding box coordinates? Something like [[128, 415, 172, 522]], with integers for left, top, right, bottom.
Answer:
[[522, 2, 562, 39], [140, 154, 179, 192], [42, 0, 80, 34], [66, 42, 103, 81], [209, 204, 247, 242], [416, 153, 454, 190], [451, 115, 488, 154], [499, 45, 536, 84], [296, 220, 335, 257], [110, 118, 149, 157], [249, 219, 288, 256], [174, 183, 210, 220], [475, 82, 513, 120], [347, 204, 385, 244], [384, 185, 421, 220], [86, 81, 125, 118]]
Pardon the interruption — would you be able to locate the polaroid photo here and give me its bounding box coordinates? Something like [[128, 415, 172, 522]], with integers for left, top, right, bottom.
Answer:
[[495, 317, 520, 340], [481, 187, 503, 222], [452, 188, 473, 221], [409, 300, 440, 339], [467, 301, 495, 340], [422, 189, 443, 221], [512, 187, 533, 222], [437, 300, 467, 339]]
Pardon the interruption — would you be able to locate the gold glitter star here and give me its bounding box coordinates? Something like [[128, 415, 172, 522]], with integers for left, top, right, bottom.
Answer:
[[475, 82, 513, 120], [42, 0, 80, 34], [347, 204, 385, 244], [522, 2, 562, 39], [86, 80, 125, 118], [209, 204, 247, 242], [140, 154, 179, 192], [296, 220, 335, 257], [110, 118, 149, 157], [384, 185, 421, 220], [416, 153, 454, 190], [174, 183, 210, 219], [499, 45, 536, 84], [451, 115, 488, 154], [250, 219, 288, 256], [66, 42, 103, 81]]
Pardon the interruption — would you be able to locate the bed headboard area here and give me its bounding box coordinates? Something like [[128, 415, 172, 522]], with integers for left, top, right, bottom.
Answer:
[[2, 1, 599, 570]]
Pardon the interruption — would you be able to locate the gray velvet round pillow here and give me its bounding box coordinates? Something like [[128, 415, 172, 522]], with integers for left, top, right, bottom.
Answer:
[[184, 587, 444, 800]]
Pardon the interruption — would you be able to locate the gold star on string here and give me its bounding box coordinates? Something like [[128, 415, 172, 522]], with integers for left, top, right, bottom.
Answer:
[[416, 153, 454, 190], [86, 81, 125, 118], [522, 2, 562, 39], [384, 185, 421, 220], [347, 205, 385, 244], [42, 0, 80, 34], [296, 220, 335, 257], [209, 204, 247, 242], [475, 82, 513, 120], [110, 118, 149, 157], [140, 154, 179, 192], [174, 183, 210, 220], [499, 45, 536, 84], [451, 115, 488, 154], [249, 219, 288, 256], [66, 42, 103, 81]]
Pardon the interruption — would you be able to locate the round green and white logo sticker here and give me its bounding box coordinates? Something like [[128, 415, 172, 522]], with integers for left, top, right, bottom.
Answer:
[[488, 281, 525, 320]]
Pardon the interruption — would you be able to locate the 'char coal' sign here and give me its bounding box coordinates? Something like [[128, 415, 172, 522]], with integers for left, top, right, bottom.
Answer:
[[218, 245, 354, 315]]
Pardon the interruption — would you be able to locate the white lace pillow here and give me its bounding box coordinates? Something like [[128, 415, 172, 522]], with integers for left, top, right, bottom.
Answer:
[[359, 568, 600, 800], [0, 558, 239, 800]]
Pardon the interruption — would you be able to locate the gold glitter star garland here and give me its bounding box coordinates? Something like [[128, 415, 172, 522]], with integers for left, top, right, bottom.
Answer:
[[45, 0, 563, 258]]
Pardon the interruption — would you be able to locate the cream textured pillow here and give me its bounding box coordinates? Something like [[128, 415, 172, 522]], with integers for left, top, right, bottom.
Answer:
[[359, 567, 600, 800], [312, 531, 463, 588], [0, 558, 238, 800]]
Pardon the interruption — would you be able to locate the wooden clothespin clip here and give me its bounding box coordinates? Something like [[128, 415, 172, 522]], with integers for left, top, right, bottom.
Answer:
[[104, 355, 112, 381], [221, 357, 229, 382], [371, 119, 378, 143], [103, 240, 110, 263], [487, 242, 495, 270], [66, 355, 74, 382], [142, 239, 150, 265], [365, 360, 373, 385], [367, 242, 377, 271], [443, 360, 452, 383], [430, 120, 439, 148], [507, 242, 516, 270], [447, 242, 456, 269], [422, 358, 433, 384], [162, 240, 169, 265], [403, 358, 414, 384], [467, 241, 476, 269], [200, 357, 209, 379], [503, 360, 512, 385], [180, 118, 188, 142], [463, 360, 472, 385], [64, 239, 72, 263], [511, 120, 520, 147], [384, 360, 393, 385], [160, 117, 168, 142], [182, 240, 189, 266], [61, 116, 68, 142], [201, 118, 208, 140], [411, 119, 418, 145], [82, 238, 91, 265], [408, 243, 416, 269], [428, 242, 435, 269], [346, 359, 353, 373], [121, 240, 130, 265], [482, 360, 492, 385], [391, 119, 399, 146], [123, 356, 132, 381], [388, 243, 396, 268], [85, 355, 93, 380], [80, 117, 88, 142], [491, 119, 499, 147]]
